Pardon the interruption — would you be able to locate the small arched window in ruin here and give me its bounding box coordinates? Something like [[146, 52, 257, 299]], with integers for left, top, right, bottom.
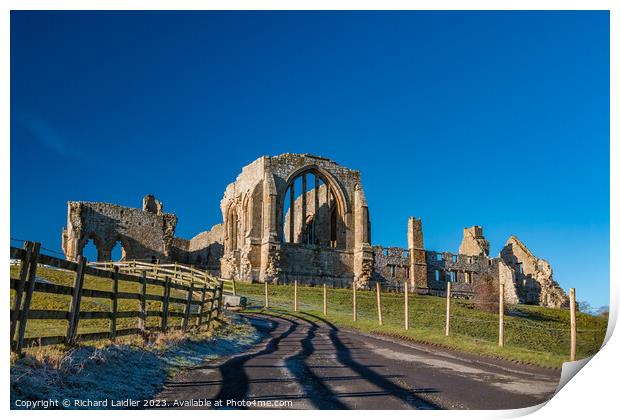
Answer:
[[110, 240, 126, 261], [82, 239, 99, 262]]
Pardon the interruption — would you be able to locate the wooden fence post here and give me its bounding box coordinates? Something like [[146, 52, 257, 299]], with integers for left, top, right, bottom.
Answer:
[[162, 276, 171, 332], [216, 282, 224, 319], [323, 283, 327, 316], [197, 283, 207, 326], [110, 266, 119, 342], [353, 283, 357, 321], [264, 281, 269, 308], [445, 281, 451, 337], [570, 288, 577, 361], [11, 241, 33, 348], [206, 287, 216, 329], [15, 242, 40, 354], [404, 282, 409, 330], [376, 282, 383, 326], [183, 280, 194, 331], [499, 282, 505, 347], [138, 270, 147, 336], [294, 280, 298, 312], [66, 255, 86, 346], [232, 278, 237, 296]]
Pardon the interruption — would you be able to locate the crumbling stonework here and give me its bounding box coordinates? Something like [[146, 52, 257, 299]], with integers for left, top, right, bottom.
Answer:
[[62, 153, 568, 308], [459, 226, 490, 257], [218, 153, 372, 287], [62, 195, 223, 269], [61, 196, 178, 262], [500, 236, 568, 308]]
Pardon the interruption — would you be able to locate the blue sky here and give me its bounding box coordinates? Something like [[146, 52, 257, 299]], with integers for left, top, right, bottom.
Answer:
[[10, 11, 609, 307]]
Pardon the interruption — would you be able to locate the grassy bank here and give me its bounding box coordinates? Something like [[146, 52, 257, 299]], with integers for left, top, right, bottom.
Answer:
[[10, 264, 206, 341], [9, 263, 608, 369], [235, 282, 608, 369]]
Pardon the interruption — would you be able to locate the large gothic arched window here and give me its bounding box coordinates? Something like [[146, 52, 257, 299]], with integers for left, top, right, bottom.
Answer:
[[281, 169, 343, 248]]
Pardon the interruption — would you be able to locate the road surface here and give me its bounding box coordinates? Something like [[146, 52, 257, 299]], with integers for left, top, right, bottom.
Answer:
[[156, 312, 561, 409]]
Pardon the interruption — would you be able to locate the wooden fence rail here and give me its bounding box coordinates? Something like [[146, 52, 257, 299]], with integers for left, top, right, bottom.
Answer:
[[9, 242, 224, 356], [89, 260, 237, 296]]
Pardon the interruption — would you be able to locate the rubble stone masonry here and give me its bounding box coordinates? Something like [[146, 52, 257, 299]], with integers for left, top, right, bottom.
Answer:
[[62, 153, 568, 308]]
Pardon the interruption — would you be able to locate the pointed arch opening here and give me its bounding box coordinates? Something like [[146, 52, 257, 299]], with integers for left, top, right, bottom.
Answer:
[[79, 233, 103, 262], [226, 204, 239, 253], [82, 238, 99, 262], [280, 167, 346, 248]]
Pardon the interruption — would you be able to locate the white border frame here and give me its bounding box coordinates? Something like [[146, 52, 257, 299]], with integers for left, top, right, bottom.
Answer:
[[2, 2, 617, 419]]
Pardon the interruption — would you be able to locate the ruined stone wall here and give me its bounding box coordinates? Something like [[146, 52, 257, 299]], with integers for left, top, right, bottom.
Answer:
[[458, 226, 490, 256], [424, 252, 519, 304], [60, 154, 568, 310], [62, 197, 176, 262], [62, 195, 224, 270], [372, 246, 409, 290], [425, 251, 486, 297], [278, 244, 354, 287], [219, 153, 373, 286], [186, 224, 224, 272], [500, 236, 568, 308]]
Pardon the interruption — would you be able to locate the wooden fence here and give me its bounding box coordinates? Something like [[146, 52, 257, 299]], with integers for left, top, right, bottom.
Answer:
[[89, 260, 237, 296], [9, 241, 224, 356]]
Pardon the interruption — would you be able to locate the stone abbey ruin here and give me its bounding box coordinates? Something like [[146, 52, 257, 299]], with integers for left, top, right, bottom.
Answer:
[[61, 153, 568, 308]]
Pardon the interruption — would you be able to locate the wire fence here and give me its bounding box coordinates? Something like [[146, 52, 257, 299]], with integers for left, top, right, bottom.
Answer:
[[236, 280, 607, 362]]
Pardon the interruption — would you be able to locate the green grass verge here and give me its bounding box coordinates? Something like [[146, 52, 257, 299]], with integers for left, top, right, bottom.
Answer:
[[9, 264, 608, 369], [234, 282, 608, 369]]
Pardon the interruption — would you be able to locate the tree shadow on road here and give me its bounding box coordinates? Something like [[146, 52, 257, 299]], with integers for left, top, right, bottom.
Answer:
[[212, 315, 296, 408], [297, 311, 441, 410]]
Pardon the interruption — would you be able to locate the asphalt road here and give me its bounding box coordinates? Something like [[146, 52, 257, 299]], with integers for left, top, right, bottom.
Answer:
[[156, 312, 561, 410]]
